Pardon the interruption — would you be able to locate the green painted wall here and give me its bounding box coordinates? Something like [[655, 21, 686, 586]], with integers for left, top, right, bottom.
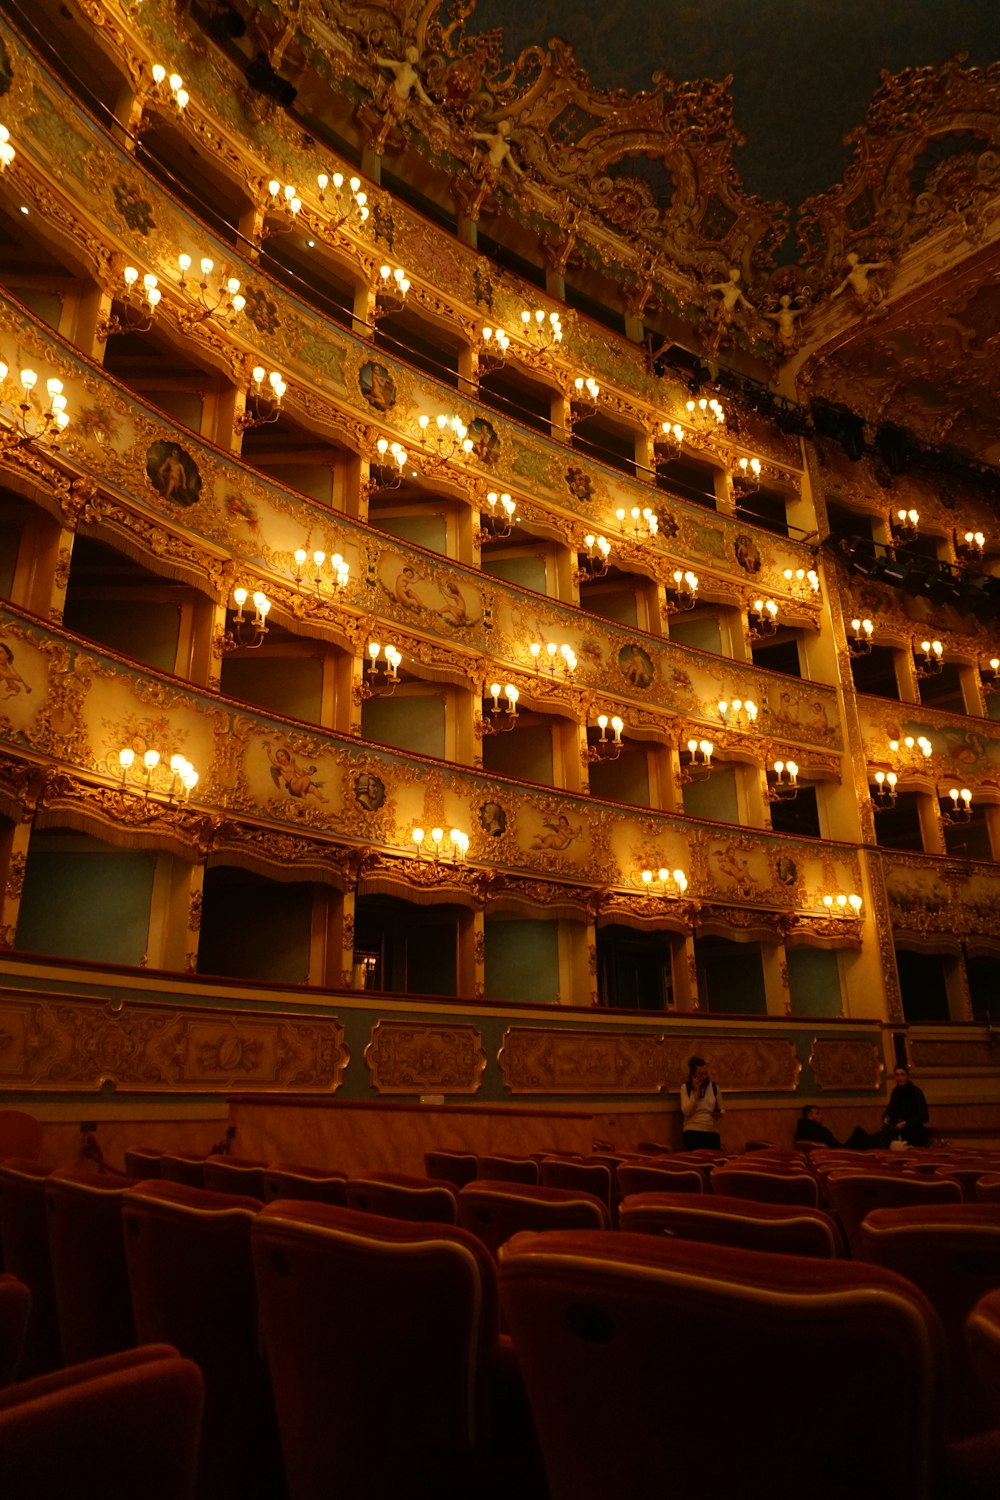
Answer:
[[221, 656, 324, 723], [482, 723, 553, 783], [589, 751, 650, 807], [376, 515, 448, 556], [481, 555, 547, 592], [361, 694, 445, 758], [62, 599, 180, 674], [788, 945, 842, 1017], [485, 919, 559, 1004], [682, 766, 739, 822], [197, 868, 313, 984], [696, 935, 767, 1015]]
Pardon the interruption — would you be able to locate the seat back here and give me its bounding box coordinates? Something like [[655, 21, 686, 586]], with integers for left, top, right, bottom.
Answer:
[[975, 1174, 1000, 1203], [860, 1203, 1000, 1438], [345, 1172, 459, 1224], [498, 1230, 944, 1500], [710, 1166, 819, 1207], [934, 1164, 992, 1202], [122, 1182, 274, 1499], [0, 1160, 60, 1375], [201, 1157, 267, 1199], [45, 1170, 137, 1365], [618, 1191, 844, 1257], [0, 1344, 203, 1500], [458, 1181, 609, 1262], [158, 1155, 206, 1188], [263, 1164, 348, 1205], [0, 1112, 42, 1162], [0, 1275, 30, 1387], [966, 1287, 1000, 1426], [538, 1160, 613, 1213], [252, 1201, 500, 1499], [617, 1163, 704, 1197], [826, 1172, 962, 1259], [123, 1147, 164, 1179], [476, 1155, 539, 1184], [425, 1151, 478, 1189]]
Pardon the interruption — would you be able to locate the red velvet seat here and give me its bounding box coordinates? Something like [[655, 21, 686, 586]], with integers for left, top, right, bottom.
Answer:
[[45, 1170, 137, 1364], [936, 1164, 996, 1202], [617, 1162, 704, 1196], [0, 1344, 203, 1500], [710, 1165, 820, 1207], [618, 1191, 845, 1257], [458, 1181, 609, 1262], [0, 1160, 60, 1376], [498, 1229, 945, 1500], [826, 1170, 962, 1258], [976, 1175, 1000, 1204], [123, 1147, 164, 1178], [252, 1200, 545, 1500], [201, 1156, 267, 1199], [860, 1203, 1000, 1438], [345, 1171, 459, 1223], [121, 1182, 277, 1500], [0, 1275, 30, 1386], [425, 1151, 478, 1188], [476, 1154, 539, 1184], [263, 1164, 348, 1205]]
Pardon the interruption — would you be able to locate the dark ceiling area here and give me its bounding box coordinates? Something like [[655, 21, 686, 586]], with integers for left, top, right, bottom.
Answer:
[[469, 0, 1000, 209]]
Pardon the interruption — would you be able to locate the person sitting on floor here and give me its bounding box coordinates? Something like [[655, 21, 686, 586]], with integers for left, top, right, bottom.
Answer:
[[795, 1105, 872, 1151], [880, 1064, 929, 1147]]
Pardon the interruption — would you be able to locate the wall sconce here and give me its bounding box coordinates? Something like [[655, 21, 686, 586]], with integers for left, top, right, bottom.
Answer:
[[665, 569, 698, 612], [914, 638, 943, 676], [578, 534, 611, 577], [686, 395, 725, 427], [412, 826, 469, 862], [615, 505, 659, 541], [979, 657, 1000, 694], [97, 265, 161, 339], [956, 529, 986, 561], [478, 326, 510, 376], [263, 179, 302, 236], [481, 491, 516, 538], [890, 735, 933, 763], [749, 598, 779, 639], [718, 697, 759, 728], [117, 747, 198, 801], [176, 255, 245, 322], [530, 641, 577, 676], [766, 759, 798, 801], [0, 365, 70, 451], [222, 587, 270, 650], [893, 508, 919, 542], [519, 308, 563, 349], [369, 437, 408, 492], [870, 770, 898, 809], [636, 866, 689, 898], [784, 566, 820, 594], [375, 264, 410, 319], [235, 366, 287, 433], [734, 456, 762, 491], [417, 413, 473, 460], [585, 714, 624, 762], [316, 172, 369, 228], [149, 64, 189, 111], [822, 893, 863, 917], [480, 682, 519, 734], [848, 617, 874, 656], [678, 737, 714, 783], [361, 640, 401, 697], [570, 376, 600, 423], [941, 787, 973, 824], [0, 125, 15, 171], [655, 420, 685, 461], [294, 548, 349, 594]]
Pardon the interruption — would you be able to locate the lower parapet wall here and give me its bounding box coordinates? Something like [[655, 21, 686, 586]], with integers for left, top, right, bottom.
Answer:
[[1, 954, 998, 1171]]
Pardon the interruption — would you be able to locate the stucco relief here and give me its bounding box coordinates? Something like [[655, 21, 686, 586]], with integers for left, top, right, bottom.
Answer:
[[365, 1019, 486, 1094], [809, 1038, 884, 1092]]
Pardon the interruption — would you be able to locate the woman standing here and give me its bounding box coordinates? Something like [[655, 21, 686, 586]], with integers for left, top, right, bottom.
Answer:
[[681, 1055, 724, 1151]]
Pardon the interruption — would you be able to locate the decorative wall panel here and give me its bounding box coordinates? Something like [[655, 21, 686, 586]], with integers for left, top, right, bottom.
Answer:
[[498, 1027, 800, 1094], [808, 1038, 884, 1092], [365, 1019, 486, 1094]]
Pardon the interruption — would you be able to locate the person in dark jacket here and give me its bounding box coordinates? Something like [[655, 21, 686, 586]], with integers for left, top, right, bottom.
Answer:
[[880, 1065, 929, 1147], [795, 1105, 839, 1148]]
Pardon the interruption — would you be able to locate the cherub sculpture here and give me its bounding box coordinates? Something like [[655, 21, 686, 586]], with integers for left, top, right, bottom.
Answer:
[[764, 294, 805, 355], [472, 119, 522, 178], [370, 43, 433, 153], [831, 251, 887, 305]]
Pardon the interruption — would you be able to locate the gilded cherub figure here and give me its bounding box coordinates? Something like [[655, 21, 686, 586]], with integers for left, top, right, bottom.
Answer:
[[370, 43, 433, 153], [472, 119, 522, 177], [831, 251, 887, 304], [764, 294, 805, 354]]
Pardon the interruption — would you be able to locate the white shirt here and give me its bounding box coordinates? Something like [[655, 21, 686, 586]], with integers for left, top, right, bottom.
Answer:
[[681, 1081, 724, 1133]]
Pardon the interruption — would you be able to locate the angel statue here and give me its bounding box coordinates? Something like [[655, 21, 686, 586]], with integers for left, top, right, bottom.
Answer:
[[369, 44, 433, 153], [831, 251, 887, 305], [764, 294, 806, 355], [472, 119, 522, 178]]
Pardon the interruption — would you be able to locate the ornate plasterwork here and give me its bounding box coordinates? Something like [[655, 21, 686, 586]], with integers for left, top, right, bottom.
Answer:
[[497, 1026, 800, 1094], [0, 990, 349, 1093], [365, 1019, 486, 1093], [808, 1038, 884, 1092], [909, 1036, 1000, 1070]]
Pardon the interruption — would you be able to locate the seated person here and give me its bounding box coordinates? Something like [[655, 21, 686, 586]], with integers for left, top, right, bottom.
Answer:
[[795, 1105, 872, 1151], [880, 1064, 929, 1147]]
